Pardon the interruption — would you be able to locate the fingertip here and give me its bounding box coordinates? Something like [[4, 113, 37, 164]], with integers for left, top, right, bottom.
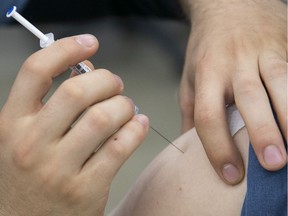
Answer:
[[74, 34, 99, 49], [221, 163, 245, 185], [134, 114, 150, 128], [262, 145, 286, 171]]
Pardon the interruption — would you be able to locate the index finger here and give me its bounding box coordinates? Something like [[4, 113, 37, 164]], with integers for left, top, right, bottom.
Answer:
[[194, 80, 245, 185], [3, 34, 98, 117]]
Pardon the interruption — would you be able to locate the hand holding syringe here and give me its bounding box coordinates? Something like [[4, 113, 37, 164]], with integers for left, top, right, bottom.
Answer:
[[7, 6, 184, 153]]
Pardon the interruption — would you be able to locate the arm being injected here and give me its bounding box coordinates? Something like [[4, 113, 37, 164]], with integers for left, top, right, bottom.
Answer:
[[6, 6, 91, 74]]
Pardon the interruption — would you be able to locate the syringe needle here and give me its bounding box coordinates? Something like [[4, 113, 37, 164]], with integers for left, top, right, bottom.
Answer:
[[150, 126, 184, 154], [135, 108, 184, 153]]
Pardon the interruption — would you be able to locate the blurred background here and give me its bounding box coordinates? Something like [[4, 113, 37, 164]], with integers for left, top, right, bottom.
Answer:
[[0, 15, 189, 213]]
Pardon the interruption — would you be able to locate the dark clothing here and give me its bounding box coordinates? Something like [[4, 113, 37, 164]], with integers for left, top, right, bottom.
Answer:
[[22, 0, 185, 23], [241, 144, 287, 216]]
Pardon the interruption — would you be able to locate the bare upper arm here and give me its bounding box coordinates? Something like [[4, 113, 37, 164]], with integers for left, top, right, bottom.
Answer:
[[110, 127, 249, 216]]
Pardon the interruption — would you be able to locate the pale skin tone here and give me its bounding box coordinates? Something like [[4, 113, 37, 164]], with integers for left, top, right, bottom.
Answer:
[[179, 0, 287, 184], [0, 35, 149, 216], [0, 0, 287, 214], [110, 127, 249, 216]]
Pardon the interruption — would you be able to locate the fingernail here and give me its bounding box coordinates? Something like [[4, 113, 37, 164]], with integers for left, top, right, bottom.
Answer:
[[124, 96, 134, 108], [75, 34, 97, 47], [114, 74, 124, 89], [264, 145, 283, 166], [222, 164, 240, 184], [135, 114, 149, 127]]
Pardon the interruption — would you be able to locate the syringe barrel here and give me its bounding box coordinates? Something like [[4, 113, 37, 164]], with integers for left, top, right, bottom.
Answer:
[[70, 62, 92, 74]]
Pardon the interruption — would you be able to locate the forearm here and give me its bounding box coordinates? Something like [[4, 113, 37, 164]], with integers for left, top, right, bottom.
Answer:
[[179, 0, 286, 20]]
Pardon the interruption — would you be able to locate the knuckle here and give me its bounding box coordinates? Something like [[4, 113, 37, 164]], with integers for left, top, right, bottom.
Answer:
[[12, 141, 35, 170], [194, 107, 219, 127], [61, 185, 86, 205], [38, 166, 60, 187], [107, 142, 128, 161], [96, 69, 124, 92], [21, 57, 51, 84], [127, 121, 147, 142], [118, 95, 134, 114], [195, 55, 215, 77], [87, 108, 110, 129], [60, 80, 86, 101], [54, 40, 80, 62], [263, 63, 287, 82], [21, 55, 43, 73], [235, 78, 262, 96], [251, 123, 279, 145], [57, 43, 73, 57], [58, 178, 83, 203], [97, 69, 115, 82]]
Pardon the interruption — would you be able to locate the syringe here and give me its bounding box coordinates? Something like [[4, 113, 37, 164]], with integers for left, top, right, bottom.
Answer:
[[6, 6, 184, 154], [6, 6, 91, 74]]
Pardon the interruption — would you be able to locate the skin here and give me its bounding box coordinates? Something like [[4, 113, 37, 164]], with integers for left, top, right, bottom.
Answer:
[[0, 34, 149, 216], [179, 0, 287, 184], [0, 1, 286, 213], [110, 127, 249, 216]]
